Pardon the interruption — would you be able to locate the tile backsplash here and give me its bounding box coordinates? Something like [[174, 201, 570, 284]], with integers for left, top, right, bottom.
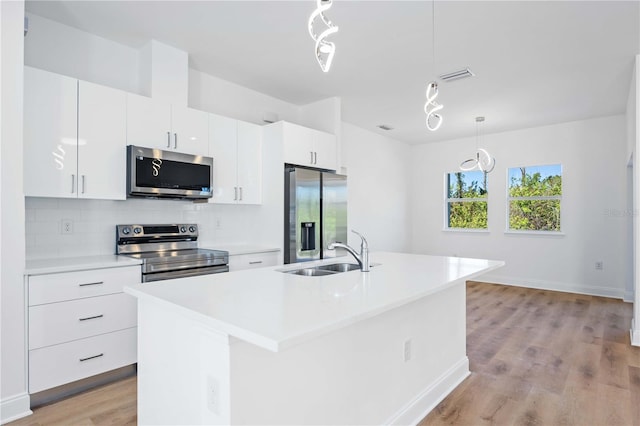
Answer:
[[25, 197, 270, 260]]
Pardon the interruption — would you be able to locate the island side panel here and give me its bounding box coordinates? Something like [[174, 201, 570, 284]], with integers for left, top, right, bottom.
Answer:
[[229, 281, 468, 425], [137, 298, 232, 425]]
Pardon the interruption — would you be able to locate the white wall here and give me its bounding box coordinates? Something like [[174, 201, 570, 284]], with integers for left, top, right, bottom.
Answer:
[[188, 68, 300, 125], [24, 13, 140, 93], [1, 2, 31, 423], [342, 123, 411, 252], [411, 115, 629, 299]]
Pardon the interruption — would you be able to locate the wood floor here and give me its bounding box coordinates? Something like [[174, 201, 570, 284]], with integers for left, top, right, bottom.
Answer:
[[9, 282, 640, 426], [421, 281, 640, 426]]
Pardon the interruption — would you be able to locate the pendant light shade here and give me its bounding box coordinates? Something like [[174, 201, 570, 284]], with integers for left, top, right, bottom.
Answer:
[[308, 0, 339, 72], [460, 117, 495, 173], [425, 82, 443, 131]]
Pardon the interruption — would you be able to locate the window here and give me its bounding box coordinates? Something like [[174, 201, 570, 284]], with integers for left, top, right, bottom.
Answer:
[[508, 164, 562, 232], [446, 170, 488, 229]]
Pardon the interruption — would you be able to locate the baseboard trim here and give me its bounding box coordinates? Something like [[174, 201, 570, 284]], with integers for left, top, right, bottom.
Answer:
[[480, 273, 626, 300], [385, 356, 470, 425], [1, 392, 32, 425], [631, 319, 640, 347]]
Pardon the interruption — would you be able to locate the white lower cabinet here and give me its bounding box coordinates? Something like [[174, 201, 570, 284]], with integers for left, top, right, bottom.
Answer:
[[29, 328, 137, 394], [29, 292, 137, 350], [27, 265, 140, 394], [228, 251, 279, 272]]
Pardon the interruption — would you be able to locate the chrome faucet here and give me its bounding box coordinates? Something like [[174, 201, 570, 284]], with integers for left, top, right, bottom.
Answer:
[[328, 230, 370, 272]]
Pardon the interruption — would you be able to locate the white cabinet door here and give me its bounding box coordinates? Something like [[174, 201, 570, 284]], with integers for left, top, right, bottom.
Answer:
[[126, 93, 172, 150], [24, 67, 79, 198], [77, 80, 127, 200], [209, 113, 238, 204], [171, 106, 209, 156], [312, 130, 337, 171], [236, 121, 262, 204], [281, 121, 336, 170], [282, 122, 314, 167]]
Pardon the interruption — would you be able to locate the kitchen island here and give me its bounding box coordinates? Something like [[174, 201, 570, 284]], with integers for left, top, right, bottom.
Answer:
[[124, 252, 503, 425]]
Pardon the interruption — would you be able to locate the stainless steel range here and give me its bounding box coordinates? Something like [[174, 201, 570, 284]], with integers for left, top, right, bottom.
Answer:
[[116, 224, 229, 282]]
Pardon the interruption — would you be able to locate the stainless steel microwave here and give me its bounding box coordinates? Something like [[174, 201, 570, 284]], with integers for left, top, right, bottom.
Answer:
[[126, 145, 213, 199]]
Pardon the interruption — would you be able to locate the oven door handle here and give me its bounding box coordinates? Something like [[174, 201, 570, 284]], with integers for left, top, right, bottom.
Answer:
[[142, 265, 229, 282]]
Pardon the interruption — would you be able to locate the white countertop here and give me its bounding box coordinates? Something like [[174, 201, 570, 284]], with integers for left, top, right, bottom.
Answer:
[[124, 252, 503, 352], [199, 244, 280, 256], [25, 255, 142, 275]]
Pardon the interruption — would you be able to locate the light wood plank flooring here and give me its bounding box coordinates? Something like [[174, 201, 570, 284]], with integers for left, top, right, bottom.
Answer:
[[9, 282, 640, 425], [421, 281, 640, 426]]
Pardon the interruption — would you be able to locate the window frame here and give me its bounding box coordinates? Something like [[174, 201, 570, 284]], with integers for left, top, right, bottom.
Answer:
[[444, 170, 489, 231], [506, 164, 563, 234]]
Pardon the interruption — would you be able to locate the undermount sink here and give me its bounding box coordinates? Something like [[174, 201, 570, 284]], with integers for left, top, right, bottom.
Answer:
[[316, 263, 361, 273], [287, 268, 337, 277], [282, 262, 362, 276]]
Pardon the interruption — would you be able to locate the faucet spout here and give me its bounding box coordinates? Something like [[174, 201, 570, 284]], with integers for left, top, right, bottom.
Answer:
[[328, 230, 370, 272]]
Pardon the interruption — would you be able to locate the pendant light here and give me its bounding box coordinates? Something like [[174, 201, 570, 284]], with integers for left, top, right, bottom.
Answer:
[[308, 0, 339, 73], [424, 0, 443, 131], [460, 117, 495, 173]]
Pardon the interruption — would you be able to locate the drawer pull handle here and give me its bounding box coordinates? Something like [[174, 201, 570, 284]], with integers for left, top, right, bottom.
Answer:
[[79, 314, 104, 322], [79, 353, 104, 362], [249, 261, 263, 265], [78, 281, 104, 287]]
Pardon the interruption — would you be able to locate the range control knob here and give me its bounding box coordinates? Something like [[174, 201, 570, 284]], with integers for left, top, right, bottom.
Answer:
[[133, 227, 142, 235], [180, 226, 187, 233], [122, 227, 131, 235], [189, 226, 196, 233]]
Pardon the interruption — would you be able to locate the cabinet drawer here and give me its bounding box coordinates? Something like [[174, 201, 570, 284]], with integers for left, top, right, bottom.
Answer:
[[228, 252, 278, 272], [29, 292, 137, 350], [29, 266, 140, 306], [29, 327, 137, 394]]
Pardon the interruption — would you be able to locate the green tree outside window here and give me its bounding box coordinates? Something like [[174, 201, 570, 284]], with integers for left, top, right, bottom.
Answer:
[[446, 170, 488, 229], [508, 164, 562, 231]]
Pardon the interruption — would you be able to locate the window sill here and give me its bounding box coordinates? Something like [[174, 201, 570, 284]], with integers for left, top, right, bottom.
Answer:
[[442, 228, 490, 234], [504, 230, 565, 237]]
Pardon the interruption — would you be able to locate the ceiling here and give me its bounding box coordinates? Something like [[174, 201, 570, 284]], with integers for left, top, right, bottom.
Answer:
[[25, 1, 639, 145]]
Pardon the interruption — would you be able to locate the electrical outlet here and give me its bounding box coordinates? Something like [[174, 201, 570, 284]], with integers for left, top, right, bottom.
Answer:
[[595, 261, 603, 270], [61, 219, 73, 235], [206, 375, 219, 414], [403, 339, 412, 362]]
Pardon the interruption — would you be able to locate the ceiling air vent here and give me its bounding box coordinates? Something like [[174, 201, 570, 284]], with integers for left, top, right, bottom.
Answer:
[[377, 124, 394, 131], [439, 67, 475, 82]]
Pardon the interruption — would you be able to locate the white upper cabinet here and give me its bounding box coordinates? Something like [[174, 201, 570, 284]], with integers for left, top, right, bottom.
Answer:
[[236, 121, 262, 204], [77, 80, 127, 200], [170, 105, 209, 155], [24, 67, 79, 198], [313, 129, 338, 170], [125, 93, 172, 150], [280, 122, 337, 170], [126, 93, 208, 156], [24, 67, 126, 200], [209, 114, 237, 204], [208, 114, 262, 205]]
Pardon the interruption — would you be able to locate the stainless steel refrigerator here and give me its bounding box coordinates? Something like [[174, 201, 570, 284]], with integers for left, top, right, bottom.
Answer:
[[284, 166, 347, 264]]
